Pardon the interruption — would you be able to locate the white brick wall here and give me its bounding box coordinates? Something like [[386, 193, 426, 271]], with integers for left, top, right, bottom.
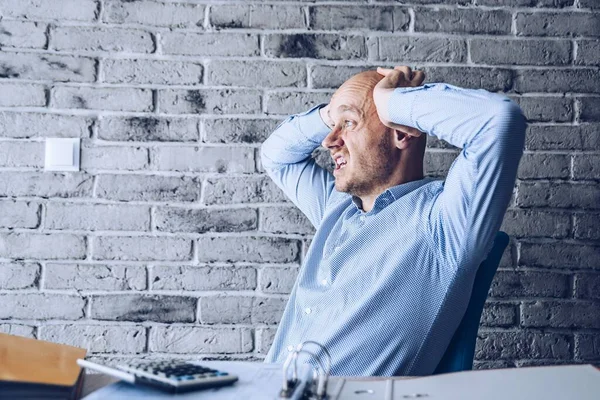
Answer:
[[0, 0, 598, 367]]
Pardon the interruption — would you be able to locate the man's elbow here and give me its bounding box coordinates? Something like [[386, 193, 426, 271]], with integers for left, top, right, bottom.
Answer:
[[490, 100, 527, 151]]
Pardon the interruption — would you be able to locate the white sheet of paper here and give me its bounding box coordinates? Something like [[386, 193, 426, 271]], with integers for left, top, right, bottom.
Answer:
[[82, 361, 305, 400]]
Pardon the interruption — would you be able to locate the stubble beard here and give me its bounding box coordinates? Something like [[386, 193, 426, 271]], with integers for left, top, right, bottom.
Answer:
[[335, 138, 396, 197]]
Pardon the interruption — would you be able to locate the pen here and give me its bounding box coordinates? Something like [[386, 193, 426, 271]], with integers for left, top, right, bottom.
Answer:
[[77, 359, 136, 383]]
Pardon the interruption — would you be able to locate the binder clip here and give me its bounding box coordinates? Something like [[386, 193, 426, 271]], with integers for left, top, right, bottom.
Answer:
[[279, 341, 331, 400]]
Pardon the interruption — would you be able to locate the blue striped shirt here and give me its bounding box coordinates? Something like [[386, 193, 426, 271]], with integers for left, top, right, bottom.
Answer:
[[261, 83, 526, 376]]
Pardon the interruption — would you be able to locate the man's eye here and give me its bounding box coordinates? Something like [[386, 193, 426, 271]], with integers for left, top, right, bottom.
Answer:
[[344, 120, 355, 128]]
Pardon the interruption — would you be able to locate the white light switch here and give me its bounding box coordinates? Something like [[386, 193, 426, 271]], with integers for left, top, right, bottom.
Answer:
[[45, 138, 80, 171]]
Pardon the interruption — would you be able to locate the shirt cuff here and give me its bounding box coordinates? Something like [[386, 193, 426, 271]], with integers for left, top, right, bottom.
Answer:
[[388, 84, 434, 129], [297, 103, 331, 144]]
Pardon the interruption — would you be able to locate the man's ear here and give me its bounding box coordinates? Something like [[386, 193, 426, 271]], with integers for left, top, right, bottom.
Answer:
[[392, 129, 416, 150]]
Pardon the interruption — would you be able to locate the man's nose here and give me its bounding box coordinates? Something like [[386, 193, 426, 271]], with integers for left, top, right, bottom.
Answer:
[[321, 127, 343, 149]]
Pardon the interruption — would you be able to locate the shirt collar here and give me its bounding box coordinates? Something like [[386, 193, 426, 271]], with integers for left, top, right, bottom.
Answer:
[[351, 177, 437, 213]]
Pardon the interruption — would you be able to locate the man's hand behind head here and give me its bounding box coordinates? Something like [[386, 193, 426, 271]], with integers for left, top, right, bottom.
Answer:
[[374, 66, 425, 137]]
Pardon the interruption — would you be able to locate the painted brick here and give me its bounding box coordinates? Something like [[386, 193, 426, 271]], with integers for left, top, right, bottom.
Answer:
[[0, 0, 98, 21], [574, 213, 600, 240], [96, 174, 200, 202], [155, 207, 257, 233], [378, 37, 466, 63], [199, 296, 286, 324], [0, 324, 35, 338], [51, 26, 154, 53], [81, 145, 148, 170], [104, 1, 205, 27], [501, 209, 570, 238], [93, 236, 192, 261], [0, 83, 46, 107], [471, 39, 571, 65], [575, 334, 600, 361], [52, 86, 152, 112], [0, 262, 39, 289], [0, 201, 40, 229], [0, 112, 91, 139], [0, 233, 86, 259], [152, 146, 254, 173], [522, 301, 600, 329], [520, 242, 600, 269], [516, 12, 600, 37], [422, 66, 513, 92], [204, 176, 287, 205], [259, 207, 315, 234], [197, 237, 299, 263], [579, 97, 600, 122], [149, 326, 253, 354], [517, 181, 600, 209], [525, 125, 600, 151], [415, 8, 511, 34], [208, 60, 306, 88], [46, 203, 150, 231], [265, 91, 331, 115], [99, 117, 199, 142], [473, 360, 514, 369], [475, 331, 572, 360], [39, 325, 146, 354], [424, 151, 458, 177], [517, 153, 570, 180], [477, 0, 573, 6], [514, 96, 573, 123], [45, 264, 146, 290], [203, 118, 278, 144], [573, 154, 600, 180], [0, 20, 46, 50], [575, 40, 600, 66], [210, 4, 305, 29], [0, 293, 85, 320], [0, 172, 92, 198], [309, 6, 396, 31], [490, 270, 570, 298], [151, 265, 257, 291], [515, 69, 600, 93], [162, 33, 259, 56], [480, 302, 517, 327], [103, 59, 203, 85], [0, 141, 44, 168], [574, 273, 600, 300], [91, 294, 196, 322], [310, 65, 371, 89], [258, 266, 299, 294], [264, 34, 366, 60], [257, 327, 277, 354], [0, 53, 96, 82], [159, 89, 261, 115]]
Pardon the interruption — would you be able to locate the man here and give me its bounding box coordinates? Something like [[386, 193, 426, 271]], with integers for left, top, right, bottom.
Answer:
[[260, 66, 526, 376]]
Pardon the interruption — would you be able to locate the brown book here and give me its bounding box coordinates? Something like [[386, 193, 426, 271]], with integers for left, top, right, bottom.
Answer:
[[0, 332, 87, 399]]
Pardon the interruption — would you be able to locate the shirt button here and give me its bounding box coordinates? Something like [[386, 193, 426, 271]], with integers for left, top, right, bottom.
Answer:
[[287, 345, 294, 352], [304, 307, 312, 315], [359, 216, 365, 222], [321, 279, 328, 285]]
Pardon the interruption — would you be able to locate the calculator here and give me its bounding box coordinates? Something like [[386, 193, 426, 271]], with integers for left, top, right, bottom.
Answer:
[[116, 360, 239, 394]]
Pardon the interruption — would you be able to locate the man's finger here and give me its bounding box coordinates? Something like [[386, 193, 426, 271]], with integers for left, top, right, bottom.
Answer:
[[411, 70, 425, 87], [393, 66, 412, 80]]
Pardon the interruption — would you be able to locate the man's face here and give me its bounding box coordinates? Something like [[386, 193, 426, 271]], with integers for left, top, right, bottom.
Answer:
[[322, 72, 400, 197]]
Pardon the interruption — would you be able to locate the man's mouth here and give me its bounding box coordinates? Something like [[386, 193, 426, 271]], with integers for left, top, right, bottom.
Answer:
[[334, 155, 347, 171]]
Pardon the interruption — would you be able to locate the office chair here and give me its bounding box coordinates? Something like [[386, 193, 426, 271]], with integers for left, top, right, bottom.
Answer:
[[433, 231, 510, 374]]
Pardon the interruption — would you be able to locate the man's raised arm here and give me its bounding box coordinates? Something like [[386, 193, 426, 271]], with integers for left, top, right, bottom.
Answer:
[[260, 105, 336, 229], [378, 71, 526, 269]]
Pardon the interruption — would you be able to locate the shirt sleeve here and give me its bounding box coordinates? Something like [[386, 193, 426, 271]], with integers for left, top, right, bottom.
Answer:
[[260, 104, 335, 229], [389, 83, 527, 269]]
